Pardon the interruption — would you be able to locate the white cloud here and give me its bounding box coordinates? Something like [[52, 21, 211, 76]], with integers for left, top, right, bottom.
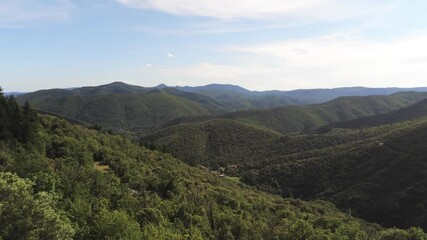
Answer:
[[228, 33, 427, 89], [117, 0, 380, 20], [146, 64, 154, 68], [138, 34, 427, 90], [0, 0, 73, 27], [167, 53, 175, 58]]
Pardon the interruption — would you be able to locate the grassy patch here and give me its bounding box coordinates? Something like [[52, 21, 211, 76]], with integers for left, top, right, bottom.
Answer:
[[93, 161, 111, 173], [225, 176, 241, 183]]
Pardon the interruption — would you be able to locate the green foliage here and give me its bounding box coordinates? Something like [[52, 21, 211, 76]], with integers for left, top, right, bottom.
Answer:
[[93, 209, 142, 240], [143, 98, 427, 230], [222, 92, 427, 133], [1, 90, 427, 239], [0, 172, 75, 240], [322, 98, 427, 130], [17, 82, 226, 133]]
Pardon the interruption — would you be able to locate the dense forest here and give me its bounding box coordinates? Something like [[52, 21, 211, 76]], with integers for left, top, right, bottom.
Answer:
[[3, 87, 427, 239], [17, 82, 427, 134], [142, 98, 427, 231]]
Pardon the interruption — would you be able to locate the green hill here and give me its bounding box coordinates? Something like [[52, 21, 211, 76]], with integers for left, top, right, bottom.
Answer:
[[166, 91, 427, 134], [3, 89, 424, 239], [17, 82, 226, 133], [178, 84, 303, 110], [142, 99, 427, 230], [246, 118, 427, 230], [142, 119, 281, 167], [178, 84, 427, 106], [17, 83, 427, 134], [321, 98, 427, 130]]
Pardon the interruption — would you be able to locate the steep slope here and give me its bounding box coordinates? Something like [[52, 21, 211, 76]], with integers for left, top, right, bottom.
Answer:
[[143, 101, 427, 230], [322, 98, 427, 130], [160, 92, 427, 134], [178, 84, 303, 110], [241, 118, 427, 230], [2, 91, 422, 239], [142, 119, 282, 167], [18, 82, 226, 133], [276, 86, 427, 104], [177, 84, 427, 106], [223, 92, 427, 133]]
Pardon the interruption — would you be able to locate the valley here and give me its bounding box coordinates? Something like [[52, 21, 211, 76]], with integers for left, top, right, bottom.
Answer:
[[2, 83, 427, 239]]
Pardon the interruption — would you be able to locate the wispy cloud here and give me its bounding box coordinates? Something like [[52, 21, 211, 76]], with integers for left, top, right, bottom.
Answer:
[[118, 0, 397, 35], [117, 0, 330, 19], [0, 0, 73, 28], [117, 0, 387, 21], [228, 33, 427, 88], [138, 34, 427, 90], [167, 53, 175, 58]]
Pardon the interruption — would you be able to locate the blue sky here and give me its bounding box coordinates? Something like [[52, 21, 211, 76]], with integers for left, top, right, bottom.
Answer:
[[1, 0, 427, 92]]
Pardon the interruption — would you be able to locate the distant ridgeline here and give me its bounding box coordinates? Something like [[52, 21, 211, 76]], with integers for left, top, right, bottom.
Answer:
[[16, 82, 427, 133], [3, 87, 427, 239]]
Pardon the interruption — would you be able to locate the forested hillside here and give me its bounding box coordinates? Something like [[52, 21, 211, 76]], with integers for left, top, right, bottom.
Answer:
[[322, 98, 427, 130], [177, 84, 303, 110], [142, 99, 427, 230], [18, 82, 427, 135], [142, 119, 281, 167], [221, 92, 427, 133], [157, 92, 427, 135], [4, 88, 426, 239], [17, 82, 226, 133], [178, 84, 427, 105]]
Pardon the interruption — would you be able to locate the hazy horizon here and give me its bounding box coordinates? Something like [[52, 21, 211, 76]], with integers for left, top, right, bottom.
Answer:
[[2, 1, 427, 92], [3, 81, 427, 93]]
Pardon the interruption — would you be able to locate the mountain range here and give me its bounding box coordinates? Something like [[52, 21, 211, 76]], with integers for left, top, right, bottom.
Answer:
[[6, 81, 427, 233], [4, 88, 425, 239], [16, 82, 427, 133]]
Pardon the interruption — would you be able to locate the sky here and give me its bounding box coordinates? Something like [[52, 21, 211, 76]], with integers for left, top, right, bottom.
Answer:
[[1, 0, 427, 92]]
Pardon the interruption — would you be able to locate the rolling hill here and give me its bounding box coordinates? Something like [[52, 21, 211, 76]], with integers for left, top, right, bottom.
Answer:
[[163, 91, 427, 134], [177, 84, 303, 110], [321, 98, 427, 130], [177, 84, 427, 106], [223, 92, 427, 133], [142, 98, 427, 230], [3, 90, 423, 239], [17, 82, 227, 133], [141, 119, 281, 167], [17, 83, 427, 134]]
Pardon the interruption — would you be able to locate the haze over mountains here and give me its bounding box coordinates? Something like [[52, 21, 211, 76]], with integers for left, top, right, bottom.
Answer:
[[15, 82, 427, 133]]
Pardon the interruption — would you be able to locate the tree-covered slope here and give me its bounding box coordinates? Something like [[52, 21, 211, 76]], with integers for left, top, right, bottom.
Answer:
[[178, 84, 303, 110], [162, 91, 427, 134], [222, 92, 427, 133], [241, 118, 427, 230], [178, 84, 427, 106], [142, 119, 281, 167], [17, 82, 226, 133], [143, 101, 427, 231], [322, 98, 427, 130], [17, 83, 427, 134], [3, 89, 424, 239]]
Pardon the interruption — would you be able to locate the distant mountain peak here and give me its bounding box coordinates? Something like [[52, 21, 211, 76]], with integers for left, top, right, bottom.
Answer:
[[155, 84, 168, 89], [104, 81, 131, 87]]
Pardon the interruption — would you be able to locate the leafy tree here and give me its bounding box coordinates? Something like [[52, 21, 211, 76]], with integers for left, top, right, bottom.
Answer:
[[93, 209, 142, 240], [0, 172, 75, 240]]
